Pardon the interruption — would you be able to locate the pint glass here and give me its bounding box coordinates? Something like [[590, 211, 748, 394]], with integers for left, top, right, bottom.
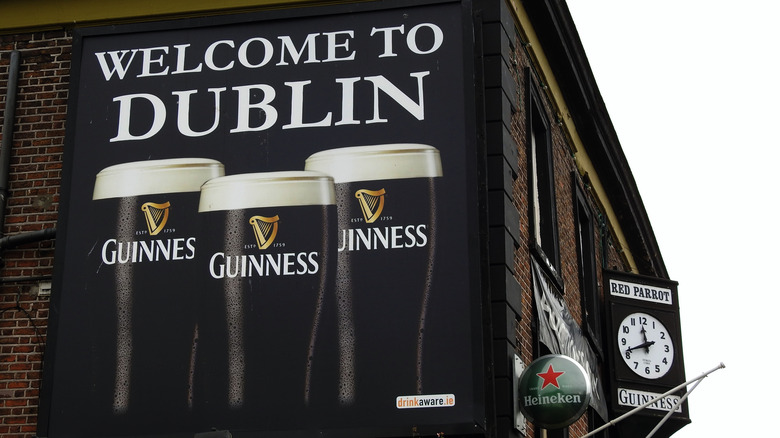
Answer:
[[194, 171, 339, 429], [305, 144, 443, 411], [87, 158, 224, 431]]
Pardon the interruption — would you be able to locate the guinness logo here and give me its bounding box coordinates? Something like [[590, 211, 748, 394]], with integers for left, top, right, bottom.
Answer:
[[355, 189, 386, 223], [249, 215, 280, 249], [141, 201, 170, 236]]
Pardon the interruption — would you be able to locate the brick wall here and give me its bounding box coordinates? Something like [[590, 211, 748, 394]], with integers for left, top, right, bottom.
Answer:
[[492, 2, 629, 436], [0, 30, 70, 438]]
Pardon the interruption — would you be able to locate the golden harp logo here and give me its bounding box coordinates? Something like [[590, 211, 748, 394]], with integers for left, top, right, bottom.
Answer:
[[355, 189, 386, 223], [249, 215, 280, 249], [141, 202, 170, 236]]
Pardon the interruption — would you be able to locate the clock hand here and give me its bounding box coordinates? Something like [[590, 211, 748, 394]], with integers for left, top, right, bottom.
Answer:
[[625, 340, 655, 353], [639, 325, 651, 352]]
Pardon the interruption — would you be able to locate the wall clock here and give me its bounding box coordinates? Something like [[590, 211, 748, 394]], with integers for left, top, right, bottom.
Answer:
[[617, 312, 674, 379]]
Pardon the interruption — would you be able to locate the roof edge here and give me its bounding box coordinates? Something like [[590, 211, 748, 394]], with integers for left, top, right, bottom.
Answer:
[[521, 0, 667, 278]]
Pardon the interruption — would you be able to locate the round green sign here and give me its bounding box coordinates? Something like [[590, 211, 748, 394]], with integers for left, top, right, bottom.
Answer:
[[518, 354, 591, 429]]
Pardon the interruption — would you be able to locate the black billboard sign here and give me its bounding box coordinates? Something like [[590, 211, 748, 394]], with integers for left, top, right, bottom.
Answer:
[[41, 1, 485, 437]]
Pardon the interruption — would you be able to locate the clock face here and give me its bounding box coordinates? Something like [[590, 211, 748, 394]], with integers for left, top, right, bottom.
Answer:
[[617, 312, 674, 379]]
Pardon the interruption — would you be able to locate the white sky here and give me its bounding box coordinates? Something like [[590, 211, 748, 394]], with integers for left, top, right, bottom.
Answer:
[[566, 1, 780, 436]]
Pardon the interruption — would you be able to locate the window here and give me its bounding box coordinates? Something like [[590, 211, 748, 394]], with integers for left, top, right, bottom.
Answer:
[[574, 180, 608, 437], [528, 85, 559, 276], [574, 176, 602, 356]]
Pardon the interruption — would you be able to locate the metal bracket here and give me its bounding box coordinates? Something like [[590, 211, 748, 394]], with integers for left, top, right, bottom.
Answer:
[[513, 354, 527, 435], [38, 281, 52, 296]]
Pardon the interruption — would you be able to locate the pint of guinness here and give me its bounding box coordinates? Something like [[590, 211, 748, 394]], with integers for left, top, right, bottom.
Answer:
[[305, 144, 443, 411], [194, 171, 339, 430], [87, 158, 224, 432]]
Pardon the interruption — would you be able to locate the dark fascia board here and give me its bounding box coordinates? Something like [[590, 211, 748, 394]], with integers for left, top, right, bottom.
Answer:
[[522, 0, 668, 278]]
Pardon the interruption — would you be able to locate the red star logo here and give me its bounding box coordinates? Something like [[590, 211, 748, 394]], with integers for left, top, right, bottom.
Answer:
[[537, 364, 565, 389]]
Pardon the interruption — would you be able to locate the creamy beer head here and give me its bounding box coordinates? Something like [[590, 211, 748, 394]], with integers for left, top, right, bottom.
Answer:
[[93, 158, 225, 199], [303, 144, 442, 183], [198, 171, 335, 212]]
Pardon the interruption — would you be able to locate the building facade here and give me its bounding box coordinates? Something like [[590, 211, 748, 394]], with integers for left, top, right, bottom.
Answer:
[[0, 1, 686, 437]]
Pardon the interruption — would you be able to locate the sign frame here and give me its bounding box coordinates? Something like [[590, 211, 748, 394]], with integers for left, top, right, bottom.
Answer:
[[604, 270, 689, 427], [39, 1, 490, 437]]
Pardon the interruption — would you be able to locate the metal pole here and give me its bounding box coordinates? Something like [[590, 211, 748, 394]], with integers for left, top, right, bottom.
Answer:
[[645, 377, 703, 438], [0, 51, 56, 255], [580, 362, 725, 438]]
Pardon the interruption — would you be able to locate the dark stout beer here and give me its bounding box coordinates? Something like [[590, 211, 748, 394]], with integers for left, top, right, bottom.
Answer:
[[88, 158, 224, 432], [194, 171, 339, 430], [305, 144, 443, 411]]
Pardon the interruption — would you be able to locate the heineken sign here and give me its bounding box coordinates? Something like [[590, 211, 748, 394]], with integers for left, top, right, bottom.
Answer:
[[518, 355, 591, 429]]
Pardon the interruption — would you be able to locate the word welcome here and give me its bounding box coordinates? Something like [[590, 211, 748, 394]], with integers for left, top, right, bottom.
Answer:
[[92, 22, 447, 143]]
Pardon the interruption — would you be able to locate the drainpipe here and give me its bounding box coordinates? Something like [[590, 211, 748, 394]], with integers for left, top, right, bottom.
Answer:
[[0, 227, 57, 249], [0, 49, 20, 235], [0, 49, 56, 255]]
